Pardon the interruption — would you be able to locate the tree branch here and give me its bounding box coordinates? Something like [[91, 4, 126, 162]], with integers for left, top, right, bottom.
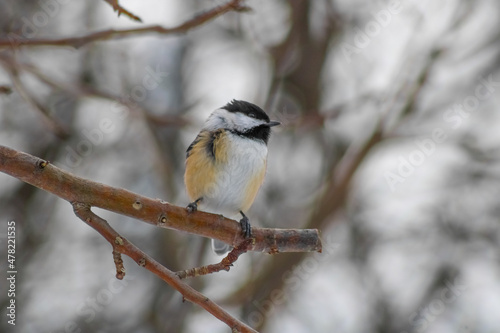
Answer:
[[0, 145, 322, 253], [0, 144, 320, 331], [0, 54, 189, 128], [72, 202, 257, 333], [0, 61, 70, 139], [0, 145, 321, 331], [0, 0, 250, 49], [176, 238, 254, 279], [103, 0, 143, 22]]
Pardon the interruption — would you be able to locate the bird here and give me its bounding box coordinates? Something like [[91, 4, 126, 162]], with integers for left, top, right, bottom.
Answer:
[[184, 100, 280, 255]]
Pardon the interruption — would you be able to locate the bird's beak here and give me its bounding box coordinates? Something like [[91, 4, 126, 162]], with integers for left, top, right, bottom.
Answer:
[[267, 121, 281, 127]]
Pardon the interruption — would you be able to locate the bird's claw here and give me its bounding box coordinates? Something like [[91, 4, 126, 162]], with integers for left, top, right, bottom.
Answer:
[[239, 215, 252, 238], [186, 202, 198, 213]]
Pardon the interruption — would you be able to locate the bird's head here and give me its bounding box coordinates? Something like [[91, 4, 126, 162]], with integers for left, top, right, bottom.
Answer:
[[203, 100, 280, 143]]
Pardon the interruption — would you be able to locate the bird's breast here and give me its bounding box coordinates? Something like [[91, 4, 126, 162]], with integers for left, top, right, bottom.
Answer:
[[204, 132, 268, 214]]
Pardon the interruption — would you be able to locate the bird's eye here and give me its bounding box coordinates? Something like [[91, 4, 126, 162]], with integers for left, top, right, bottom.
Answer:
[[248, 113, 256, 118]]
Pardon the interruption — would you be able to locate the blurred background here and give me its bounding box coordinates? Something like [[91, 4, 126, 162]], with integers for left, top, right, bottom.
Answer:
[[1, 0, 500, 332]]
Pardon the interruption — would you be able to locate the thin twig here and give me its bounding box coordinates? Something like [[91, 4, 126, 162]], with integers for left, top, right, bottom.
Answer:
[[103, 0, 142, 22], [0, 61, 69, 138], [0, 0, 250, 49], [112, 249, 126, 280], [5, 57, 189, 127], [176, 238, 254, 279], [72, 203, 257, 333], [0, 85, 12, 94]]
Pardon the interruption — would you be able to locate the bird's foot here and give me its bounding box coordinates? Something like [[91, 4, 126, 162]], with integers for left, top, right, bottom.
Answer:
[[186, 198, 202, 213], [239, 212, 252, 238]]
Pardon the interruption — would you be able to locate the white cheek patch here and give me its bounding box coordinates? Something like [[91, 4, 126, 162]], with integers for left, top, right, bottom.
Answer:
[[203, 108, 267, 132], [233, 113, 266, 131]]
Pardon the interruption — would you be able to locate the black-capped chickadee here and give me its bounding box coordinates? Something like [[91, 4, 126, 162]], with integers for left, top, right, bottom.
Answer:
[[184, 100, 280, 254]]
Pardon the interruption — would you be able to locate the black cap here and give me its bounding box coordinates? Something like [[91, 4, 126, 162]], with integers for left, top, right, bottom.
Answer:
[[222, 100, 271, 123]]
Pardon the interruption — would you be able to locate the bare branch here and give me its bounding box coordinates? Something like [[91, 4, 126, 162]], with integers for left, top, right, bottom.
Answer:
[[0, 0, 250, 49], [72, 203, 257, 333], [176, 238, 254, 279], [0, 143, 320, 331], [0, 60, 70, 139], [7, 56, 189, 127], [112, 249, 126, 280], [0, 85, 12, 94], [103, 0, 143, 22], [0, 144, 318, 332], [0, 145, 322, 253]]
